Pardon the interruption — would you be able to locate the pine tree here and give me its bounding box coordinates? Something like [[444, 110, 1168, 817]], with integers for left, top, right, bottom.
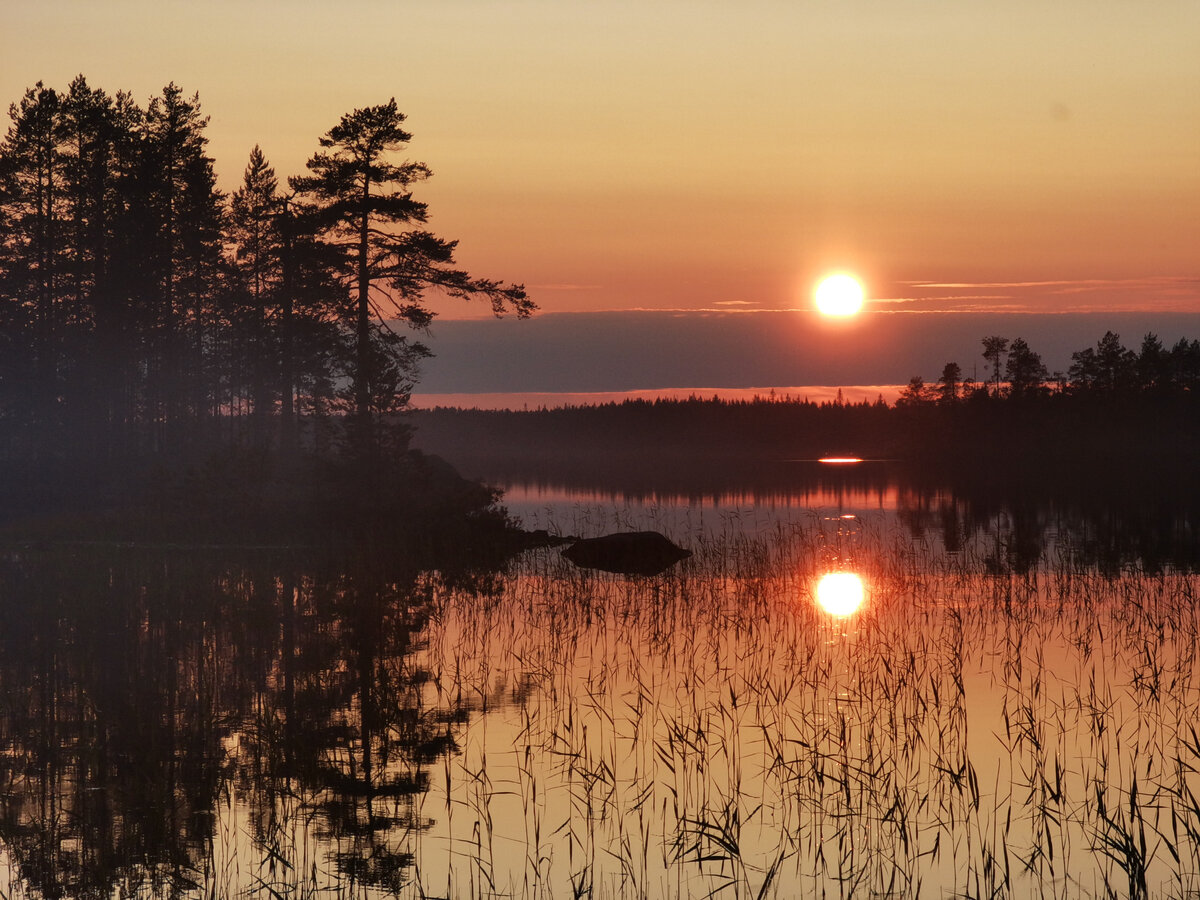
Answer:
[[937, 362, 962, 404], [981, 336, 1009, 397], [1005, 338, 1048, 399], [136, 83, 224, 451], [225, 149, 347, 451], [227, 145, 283, 441], [58, 77, 143, 457], [290, 99, 532, 448], [0, 83, 67, 450]]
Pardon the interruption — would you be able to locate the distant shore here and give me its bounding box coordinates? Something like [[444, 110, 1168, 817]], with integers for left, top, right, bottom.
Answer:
[[409, 391, 1200, 478], [410, 385, 906, 410]]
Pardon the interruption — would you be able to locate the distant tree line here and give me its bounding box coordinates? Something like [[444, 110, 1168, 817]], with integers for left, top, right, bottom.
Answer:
[[897, 331, 1200, 406], [0, 77, 531, 472], [413, 329, 1200, 476], [413, 392, 895, 470]]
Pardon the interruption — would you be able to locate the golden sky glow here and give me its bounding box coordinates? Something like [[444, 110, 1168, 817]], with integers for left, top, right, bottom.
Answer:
[[5, 1, 1199, 319]]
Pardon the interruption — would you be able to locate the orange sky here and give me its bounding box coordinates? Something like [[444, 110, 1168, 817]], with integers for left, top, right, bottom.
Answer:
[[5, 1, 1199, 320]]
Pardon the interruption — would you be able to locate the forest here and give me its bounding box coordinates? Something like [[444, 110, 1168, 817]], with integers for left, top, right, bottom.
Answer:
[[0, 79, 529, 461], [412, 329, 1200, 481], [0, 77, 530, 535]]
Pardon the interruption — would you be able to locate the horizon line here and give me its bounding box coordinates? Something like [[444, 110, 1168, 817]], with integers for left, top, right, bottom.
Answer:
[[409, 385, 905, 410]]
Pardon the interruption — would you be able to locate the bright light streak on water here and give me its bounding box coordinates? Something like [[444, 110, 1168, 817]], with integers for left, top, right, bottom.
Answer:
[[815, 571, 866, 616]]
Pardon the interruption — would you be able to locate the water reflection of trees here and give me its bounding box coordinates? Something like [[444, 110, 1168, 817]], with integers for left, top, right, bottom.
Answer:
[[0, 548, 470, 898], [500, 458, 900, 511], [475, 455, 1198, 575], [896, 466, 1200, 575]]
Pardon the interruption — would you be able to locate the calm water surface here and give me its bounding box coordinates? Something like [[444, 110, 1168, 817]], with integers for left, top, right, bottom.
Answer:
[[1, 468, 1197, 899]]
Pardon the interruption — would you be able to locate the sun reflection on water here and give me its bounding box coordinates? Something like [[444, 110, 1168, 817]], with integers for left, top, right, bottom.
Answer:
[[815, 571, 866, 617]]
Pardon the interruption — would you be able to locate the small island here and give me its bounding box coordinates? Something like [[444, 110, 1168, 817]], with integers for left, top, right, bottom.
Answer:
[[0, 80, 531, 552]]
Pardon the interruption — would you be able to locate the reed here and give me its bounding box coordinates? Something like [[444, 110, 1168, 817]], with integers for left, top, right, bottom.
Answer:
[[383, 515, 1200, 898], [3, 509, 1196, 899]]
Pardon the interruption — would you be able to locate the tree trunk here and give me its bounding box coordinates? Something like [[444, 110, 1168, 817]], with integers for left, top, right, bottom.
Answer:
[[355, 173, 372, 446], [280, 202, 297, 454]]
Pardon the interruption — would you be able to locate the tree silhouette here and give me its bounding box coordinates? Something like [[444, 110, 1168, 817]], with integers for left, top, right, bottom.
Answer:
[[1, 81, 536, 481], [1005, 337, 1048, 399], [290, 99, 533, 450], [56, 78, 143, 459], [937, 362, 962, 404], [1069, 330, 1135, 394], [1135, 333, 1170, 394], [136, 84, 225, 450], [226, 146, 283, 442], [981, 336, 1009, 396], [897, 375, 934, 407], [0, 83, 66, 454], [1168, 337, 1200, 393]]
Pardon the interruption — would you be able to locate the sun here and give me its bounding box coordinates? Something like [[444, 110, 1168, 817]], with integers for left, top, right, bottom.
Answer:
[[814, 274, 865, 317], [815, 572, 865, 617]]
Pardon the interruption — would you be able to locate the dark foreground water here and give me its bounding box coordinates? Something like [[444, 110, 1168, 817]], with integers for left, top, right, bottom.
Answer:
[[1, 463, 1198, 899]]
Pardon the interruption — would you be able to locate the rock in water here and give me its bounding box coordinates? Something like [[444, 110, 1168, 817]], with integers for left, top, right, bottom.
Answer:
[[561, 531, 691, 576]]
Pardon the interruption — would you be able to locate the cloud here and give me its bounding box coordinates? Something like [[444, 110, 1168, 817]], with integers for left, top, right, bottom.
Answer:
[[874, 304, 1032, 315], [907, 276, 1198, 292], [891, 277, 1200, 314], [868, 294, 1021, 314], [906, 280, 1082, 289], [574, 306, 777, 315]]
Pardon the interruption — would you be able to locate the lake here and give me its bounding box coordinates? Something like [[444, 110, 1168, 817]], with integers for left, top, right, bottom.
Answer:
[[0, 462, 1197, 899]]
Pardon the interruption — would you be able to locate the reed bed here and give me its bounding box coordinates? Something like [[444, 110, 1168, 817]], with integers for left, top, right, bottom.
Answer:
[[4, 515, 1195, 900], [407, 515, 1200, 899]]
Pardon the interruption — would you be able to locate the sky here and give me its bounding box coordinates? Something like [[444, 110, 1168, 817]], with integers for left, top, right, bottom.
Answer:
[[412, 310, 1200, 403], [5, 1, 1199, 395]]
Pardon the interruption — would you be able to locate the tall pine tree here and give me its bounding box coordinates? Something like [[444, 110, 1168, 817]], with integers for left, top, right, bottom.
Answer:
[[0, 83, 67, 452], [136, 83, 224, 451], [227, 145, 283, 442], [290, 99, 532, 450]]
